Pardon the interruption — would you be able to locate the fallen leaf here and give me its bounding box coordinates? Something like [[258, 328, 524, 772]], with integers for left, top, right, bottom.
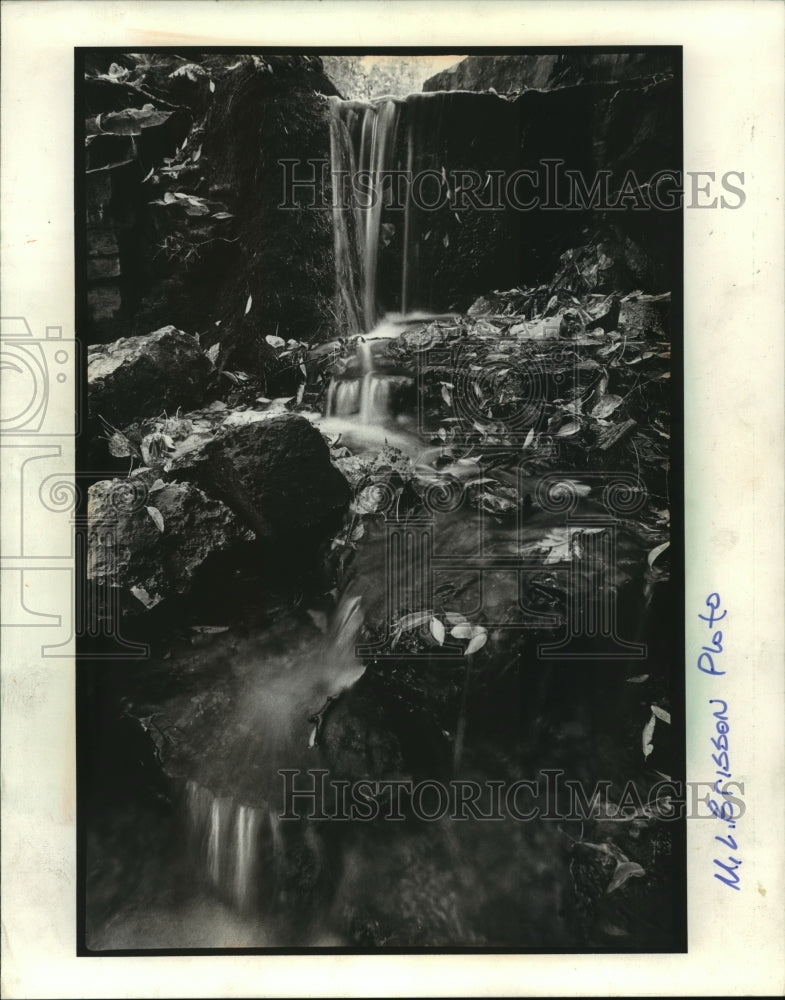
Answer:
[[189, 625, 230, 634], [651, 704, 671, 724], [397, 610, 433, 633], [244, 294, 253, 315], [626, 674, 650, 684], [606, 860, 646, 894], [641, 712, 656, 759], [647, 541, 670, 567], [130, 584, 156, 609], [430, 618, 445, 645], [591, 394, 623, 419], [465, 631, 488, 656], [265, 334, 285, 349], [145, 506, 165, 533]]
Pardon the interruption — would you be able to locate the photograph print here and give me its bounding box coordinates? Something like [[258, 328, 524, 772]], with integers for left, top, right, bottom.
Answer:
[[78, 47, 685, 952]]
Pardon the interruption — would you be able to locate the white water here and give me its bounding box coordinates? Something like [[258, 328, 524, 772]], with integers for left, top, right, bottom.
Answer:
[[328, 92, 463, 333], [182, 591, 367, 915]]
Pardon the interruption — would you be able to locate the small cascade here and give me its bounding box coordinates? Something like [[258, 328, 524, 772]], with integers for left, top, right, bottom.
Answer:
[[323, 314, 416, 424], [180, 590, 368, 918], [328, 96, 402, 333], [328, 90, 513, 335], [359, 372, 412, 424], [185, 781, 268, 913], [325, 378, 361, 417]]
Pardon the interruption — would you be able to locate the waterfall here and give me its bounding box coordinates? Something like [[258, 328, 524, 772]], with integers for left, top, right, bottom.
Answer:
[[327, 89, 513, 336], [186, 780, 267, 913], [328, 96, 402, 334], [327, 92, 452, 334]]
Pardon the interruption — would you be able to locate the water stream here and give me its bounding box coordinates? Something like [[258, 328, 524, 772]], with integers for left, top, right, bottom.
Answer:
[[88, 85, 663, 951]]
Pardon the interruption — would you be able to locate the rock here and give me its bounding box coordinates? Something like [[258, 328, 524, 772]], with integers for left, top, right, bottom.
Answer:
[[423, 52, 674, 94], [167, 410, 351, 541], [88, 326, 213, 427], [620, 293, 670, 340], [559, 310, 584, 338], [319, 680, 407, 784], [88, 478, 251, 611], [87, 326, 212, 427]]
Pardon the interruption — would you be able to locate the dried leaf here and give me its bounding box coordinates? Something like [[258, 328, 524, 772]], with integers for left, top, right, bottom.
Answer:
[[626, 674, 649, 684], [647, 541, 670, 567], [396, 610, 433, 633], [265, 334, 285, 349], [351, 485, 385, 515], [145, 506, 165, 533], [430, 618, 445, 645], [130, 584, 156, 609], [465, 631, 488, 656], [651, 704, 671, 724], [641, 712, 656, 759], [591, 394, 623, 419], [606, 861, 646, 894], [107, 430, 136, 458], [244, 294, 253, 315], [557, 420, 581, 437]]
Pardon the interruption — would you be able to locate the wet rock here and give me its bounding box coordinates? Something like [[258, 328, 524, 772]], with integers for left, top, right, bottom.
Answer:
[[319, 680, 407, 783], [423, 52, 675, 94], [88, 325, 213, 427], [88, 478, 252, 611], [167, 410, 351, 541], [550, 234, 661, 297], [619, 293, 670, 340]]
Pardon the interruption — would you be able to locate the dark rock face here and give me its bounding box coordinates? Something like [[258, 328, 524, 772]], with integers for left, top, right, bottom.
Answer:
[[168, 411, 351, 541], [88, 478, 251, 610], [87, 325, 213, 426], [383, 73, 679, 305], [423, 51, 676, 94], [200, 61, 341, 371], [82, 55, 341, 366]]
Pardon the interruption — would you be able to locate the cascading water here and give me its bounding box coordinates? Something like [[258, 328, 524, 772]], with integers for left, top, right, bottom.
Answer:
[[327, 89, 516, 338], [176, 591, 367, 927], [325, 89, 513, 426]]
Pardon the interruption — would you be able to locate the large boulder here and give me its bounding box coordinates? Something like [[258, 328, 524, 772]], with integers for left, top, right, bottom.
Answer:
[[88, 477, 251, 611], [87, 325, 213, 427], [167, 409, 351, 541]]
